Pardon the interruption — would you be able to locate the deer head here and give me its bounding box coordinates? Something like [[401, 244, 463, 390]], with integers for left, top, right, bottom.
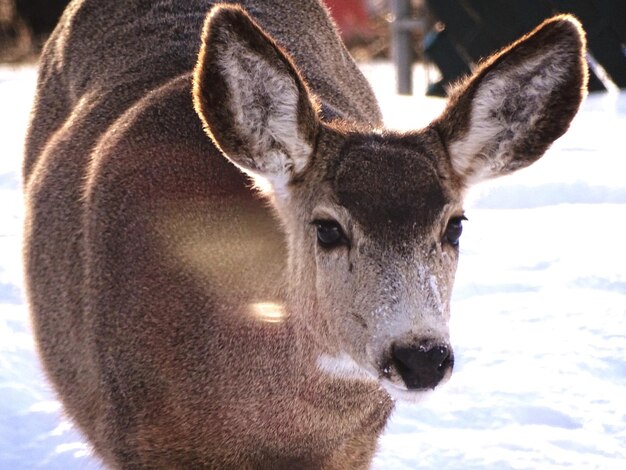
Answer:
[[193, 6, 587, 399]]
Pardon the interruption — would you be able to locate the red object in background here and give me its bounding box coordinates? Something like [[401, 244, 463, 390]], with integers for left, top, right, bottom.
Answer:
[[323, 0, 371, 39]]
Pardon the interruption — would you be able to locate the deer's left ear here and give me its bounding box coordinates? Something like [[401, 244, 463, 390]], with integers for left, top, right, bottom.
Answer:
[[435, 15, 588, 185]]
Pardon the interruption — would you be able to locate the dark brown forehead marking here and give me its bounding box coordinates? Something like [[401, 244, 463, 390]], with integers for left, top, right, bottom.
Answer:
[[332, 132, 448, 235]]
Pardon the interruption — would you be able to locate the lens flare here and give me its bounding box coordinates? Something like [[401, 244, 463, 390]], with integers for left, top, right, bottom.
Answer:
[[250, 302, 286, 323]]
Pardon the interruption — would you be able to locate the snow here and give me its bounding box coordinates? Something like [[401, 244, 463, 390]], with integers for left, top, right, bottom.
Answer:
[[1, 62, 625, 469]]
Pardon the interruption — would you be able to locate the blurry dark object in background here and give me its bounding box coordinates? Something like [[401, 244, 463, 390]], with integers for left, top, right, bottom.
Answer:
[[423, 28, 469, 97], [15, 0, 69, 42], [423, 0, 626, 95], [0, 0, 69, 62], [0, 0, 31, 62]]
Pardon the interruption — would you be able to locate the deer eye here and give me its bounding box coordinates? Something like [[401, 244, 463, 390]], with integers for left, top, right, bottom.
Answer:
[[314, 220, 347, 248], [444, 216, 467, 246]]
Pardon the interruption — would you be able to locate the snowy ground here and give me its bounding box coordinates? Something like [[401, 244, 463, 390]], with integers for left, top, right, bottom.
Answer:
[[1, 63, 625, 469]]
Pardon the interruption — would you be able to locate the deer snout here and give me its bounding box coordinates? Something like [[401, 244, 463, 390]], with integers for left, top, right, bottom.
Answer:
[[390, 341, 454, 390]]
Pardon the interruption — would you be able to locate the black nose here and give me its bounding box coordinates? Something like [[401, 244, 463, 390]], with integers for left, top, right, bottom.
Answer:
[[391, 343, 454, 390]]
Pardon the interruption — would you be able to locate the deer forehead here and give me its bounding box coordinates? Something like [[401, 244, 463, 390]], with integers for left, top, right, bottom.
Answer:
[[326, 132, 453, 238]]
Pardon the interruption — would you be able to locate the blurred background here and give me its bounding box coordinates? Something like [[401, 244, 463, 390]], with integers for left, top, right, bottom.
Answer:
[[2, 0, 625, 96]]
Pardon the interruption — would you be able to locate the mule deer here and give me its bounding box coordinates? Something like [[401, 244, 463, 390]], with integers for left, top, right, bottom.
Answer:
[[23, 0, 587, 467]]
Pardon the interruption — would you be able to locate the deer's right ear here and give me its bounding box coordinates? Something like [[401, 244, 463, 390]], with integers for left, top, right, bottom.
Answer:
[[435, 15, 588, 186], [193, 5, 319, 192]]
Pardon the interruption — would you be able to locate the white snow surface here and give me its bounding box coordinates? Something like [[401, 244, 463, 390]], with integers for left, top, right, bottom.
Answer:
[[1, 62, 625, 469]]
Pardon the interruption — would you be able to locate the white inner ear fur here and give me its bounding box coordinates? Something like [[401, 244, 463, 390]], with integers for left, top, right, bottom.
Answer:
[[218, 34, 312, 194], [449, 47, 570, 184]]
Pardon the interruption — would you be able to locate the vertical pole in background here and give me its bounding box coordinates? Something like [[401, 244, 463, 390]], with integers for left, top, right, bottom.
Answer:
[[391, 0, 413, 95]]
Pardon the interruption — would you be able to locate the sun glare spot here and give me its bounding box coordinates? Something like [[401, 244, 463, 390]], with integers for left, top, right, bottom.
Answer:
[[250, 302, 286, 323], [252, 175, 273, 195]]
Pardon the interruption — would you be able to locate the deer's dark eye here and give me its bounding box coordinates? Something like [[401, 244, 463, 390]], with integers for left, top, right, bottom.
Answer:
[[315, 220, 347, 248], [444, 216, 467, 246]]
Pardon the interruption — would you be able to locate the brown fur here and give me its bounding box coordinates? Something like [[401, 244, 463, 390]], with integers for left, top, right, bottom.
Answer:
[[23, 2, 587, 468]]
